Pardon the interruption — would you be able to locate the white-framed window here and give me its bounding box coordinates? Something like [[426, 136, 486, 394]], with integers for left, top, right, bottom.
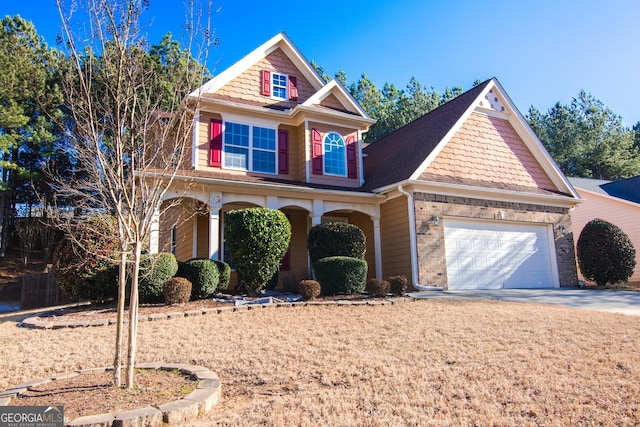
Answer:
[[323, 132, 346, 176], [272, 73, 287, 99], [223, 121, 276, 174]]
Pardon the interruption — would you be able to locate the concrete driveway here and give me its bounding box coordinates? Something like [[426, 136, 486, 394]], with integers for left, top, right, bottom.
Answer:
[[409, 288, 640, 316]]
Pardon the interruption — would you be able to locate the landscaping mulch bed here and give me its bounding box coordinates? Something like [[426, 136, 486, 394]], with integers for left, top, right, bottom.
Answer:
[[9, 368, 196, 422], [31, 293, 390, 323]]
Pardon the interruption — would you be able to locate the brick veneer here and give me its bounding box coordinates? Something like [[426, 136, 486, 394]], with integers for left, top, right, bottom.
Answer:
[[413, 192, 578, 289]]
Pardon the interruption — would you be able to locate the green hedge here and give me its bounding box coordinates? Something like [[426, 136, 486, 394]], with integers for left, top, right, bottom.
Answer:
[[177, 258, 220, 300], [213, 260, 231, 290], [224, 208, 291, 295], [313, 256, 367, 295], [577, 218, 636, 286], [138, 252, 179, 303], [307, 221, 366, 264]]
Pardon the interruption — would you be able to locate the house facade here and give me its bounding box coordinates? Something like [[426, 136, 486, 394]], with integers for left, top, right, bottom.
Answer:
[[568, 177, 640, 286], [151, 32, 581, 291]]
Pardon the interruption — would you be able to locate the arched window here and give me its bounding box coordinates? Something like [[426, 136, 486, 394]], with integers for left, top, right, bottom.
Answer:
[[323, 132, 346, 176]]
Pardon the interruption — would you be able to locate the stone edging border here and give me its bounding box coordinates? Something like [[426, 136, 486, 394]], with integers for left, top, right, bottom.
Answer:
[[20, 296, 416, 330], [0, 363, 221, 427]]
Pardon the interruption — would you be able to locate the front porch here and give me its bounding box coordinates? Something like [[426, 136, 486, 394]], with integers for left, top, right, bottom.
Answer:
[[151, 188, 383, 290]]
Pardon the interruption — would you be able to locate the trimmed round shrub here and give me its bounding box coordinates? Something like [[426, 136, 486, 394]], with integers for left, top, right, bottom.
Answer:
[[224, 208, 291, 296], [52, 216, 120, 301], [389, 275, 408, 296], [298, 280, 321, 301], [213, 260, 231, 291], [308, 221, 366, 264], [366, 278, 390, 297], [177, 258, 220, 300], [163, 277, 192, 304], [138, 252, 179, 303], [577, 218, 636, 287], [313, 256, 367, 295]]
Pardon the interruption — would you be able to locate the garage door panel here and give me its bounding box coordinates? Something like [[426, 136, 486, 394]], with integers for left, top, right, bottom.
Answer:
[[444, 219, 557, 290]]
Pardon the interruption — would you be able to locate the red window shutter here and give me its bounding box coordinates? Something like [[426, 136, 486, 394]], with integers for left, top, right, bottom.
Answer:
[[209, 118, 222, 167], [311, 128, 323, 175], [288, 76, 298, 101], [346, 135, 357, 179], [278, 129, 289, 174], [261, 70, 271, 96]]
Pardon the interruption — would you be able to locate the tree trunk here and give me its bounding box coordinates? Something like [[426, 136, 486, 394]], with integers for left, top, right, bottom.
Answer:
[[126, 238, 142, 389], [113, 247, 127, 387]]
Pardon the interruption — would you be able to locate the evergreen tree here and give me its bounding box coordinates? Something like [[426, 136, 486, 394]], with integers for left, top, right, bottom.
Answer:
[[0, 15, 64, 256]]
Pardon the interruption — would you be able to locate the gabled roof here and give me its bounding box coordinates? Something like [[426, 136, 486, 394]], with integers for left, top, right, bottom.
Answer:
[[362, 80, 490, 191], [362, 78, 579, 200], [302, 79, 369, 118], [190, 32, 324, 97], [570, 176, 640, 204], [188, 32, 369, 120]]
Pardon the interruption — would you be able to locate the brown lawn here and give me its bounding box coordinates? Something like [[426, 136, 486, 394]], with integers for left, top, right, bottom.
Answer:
[[1, 299, 639, 426]]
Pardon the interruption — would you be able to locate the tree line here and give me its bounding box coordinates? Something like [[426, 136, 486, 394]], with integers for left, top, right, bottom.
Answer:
[[3, 13, 640, 263]]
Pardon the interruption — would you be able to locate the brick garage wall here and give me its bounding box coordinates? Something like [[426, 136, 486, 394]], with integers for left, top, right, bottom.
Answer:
[[413, 192, 578, 289]]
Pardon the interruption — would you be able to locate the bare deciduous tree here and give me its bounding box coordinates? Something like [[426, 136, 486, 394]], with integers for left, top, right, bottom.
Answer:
[[53, 0, 215, 388]]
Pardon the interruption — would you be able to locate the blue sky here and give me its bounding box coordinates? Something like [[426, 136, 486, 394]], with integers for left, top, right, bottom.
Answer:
[[4, 0, 639, 126]]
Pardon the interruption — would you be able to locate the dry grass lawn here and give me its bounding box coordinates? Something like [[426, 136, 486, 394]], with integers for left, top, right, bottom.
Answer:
[[2, 299, 639, 426]]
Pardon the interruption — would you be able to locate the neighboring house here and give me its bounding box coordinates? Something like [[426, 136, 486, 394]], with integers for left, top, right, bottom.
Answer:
[[568, 176, 640, 286], [150, 32, 581, 291]]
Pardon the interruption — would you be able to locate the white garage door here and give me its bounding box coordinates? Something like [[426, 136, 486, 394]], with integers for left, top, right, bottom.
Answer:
[[444, 219, 558, 290]]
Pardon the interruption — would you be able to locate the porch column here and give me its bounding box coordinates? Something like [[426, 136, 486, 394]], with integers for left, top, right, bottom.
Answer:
[[208, 192, 222, 260], [372, 214, 383, 279], [312, 199, 324, 225], [149, 208, 160, 254]]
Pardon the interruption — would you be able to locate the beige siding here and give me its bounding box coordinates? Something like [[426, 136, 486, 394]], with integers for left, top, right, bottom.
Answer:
[[279, 208, 310, 287], [349, 212, 376, 280], [308, 124, 361, 188], [196, 111, 222, 170], [572, 189, 640, 285], [159, 205, 194, 261], [379, 196, 413, 284], [424, 112, 558, 192]]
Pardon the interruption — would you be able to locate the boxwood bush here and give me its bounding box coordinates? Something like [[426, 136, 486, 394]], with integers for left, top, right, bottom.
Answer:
[[576, 218, 636, 287], [224, 208, 291, 295], [177, 258, 220, 300], [313, 256, 367, 295], [52, 216, 120, 302], [213, 260, 231, 291], [138, 252, 179, 303], [308, 221, 366, 264]]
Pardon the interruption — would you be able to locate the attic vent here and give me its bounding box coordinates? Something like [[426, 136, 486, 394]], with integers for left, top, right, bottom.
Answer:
[[478, 90, 507, 113]]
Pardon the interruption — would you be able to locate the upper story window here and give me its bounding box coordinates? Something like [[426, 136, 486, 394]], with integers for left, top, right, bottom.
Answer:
[[272, 73, 287, 99], [261, 70, 298, 101], [223, 122, 276, 174], [323, 132, 346, 176]]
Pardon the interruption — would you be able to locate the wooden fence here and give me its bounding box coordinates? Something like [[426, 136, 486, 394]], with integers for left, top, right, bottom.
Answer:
[[20, 266, 70, 310]]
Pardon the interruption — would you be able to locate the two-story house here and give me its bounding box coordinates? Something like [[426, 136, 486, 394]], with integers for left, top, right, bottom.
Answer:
[[150, 32, 581, 291]]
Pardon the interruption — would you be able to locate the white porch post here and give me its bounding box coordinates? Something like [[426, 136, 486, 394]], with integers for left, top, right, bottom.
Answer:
[[149, 208, 160, 254], [208, 192, 222, 260], [312, 199, 324, 225], [372, 214, 383, 279]]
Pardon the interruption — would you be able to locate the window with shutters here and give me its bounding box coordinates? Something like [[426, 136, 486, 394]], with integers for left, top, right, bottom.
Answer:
[[323, 132, 346, 176], [272, 73, 287, 99], [223, 121, 277, 174]]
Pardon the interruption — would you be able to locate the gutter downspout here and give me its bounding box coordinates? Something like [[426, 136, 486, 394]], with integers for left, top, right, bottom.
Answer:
[[397, 185, 430, 291]]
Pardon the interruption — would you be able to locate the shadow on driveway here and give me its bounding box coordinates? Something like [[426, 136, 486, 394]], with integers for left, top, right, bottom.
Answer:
[[409, 288, 640, 316]]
